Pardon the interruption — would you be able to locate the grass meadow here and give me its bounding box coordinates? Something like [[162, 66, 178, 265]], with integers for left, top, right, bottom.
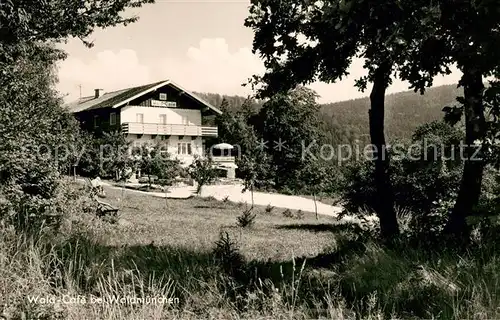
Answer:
[[2, 181, 500, 319]]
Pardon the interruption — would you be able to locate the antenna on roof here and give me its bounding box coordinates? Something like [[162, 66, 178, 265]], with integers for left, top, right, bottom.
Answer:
[[78, 84, 82, 100]]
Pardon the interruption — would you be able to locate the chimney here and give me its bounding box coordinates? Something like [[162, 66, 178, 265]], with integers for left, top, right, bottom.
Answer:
[[94, 88, 104, 99]]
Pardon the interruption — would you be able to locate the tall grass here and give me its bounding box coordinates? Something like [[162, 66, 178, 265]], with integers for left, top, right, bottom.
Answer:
[[2, 181, 500, 319], [4, 225, 500, 320], [0, 221, 361, 319]]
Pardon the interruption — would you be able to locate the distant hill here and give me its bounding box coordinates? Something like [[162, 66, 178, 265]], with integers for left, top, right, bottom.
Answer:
[[320, 84, 463, 143], [196, 92, 250, 111], [196, 84, 463, 144]]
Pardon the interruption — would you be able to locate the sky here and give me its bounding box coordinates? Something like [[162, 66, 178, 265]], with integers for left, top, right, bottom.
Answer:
[[57, 0, 462, 104]]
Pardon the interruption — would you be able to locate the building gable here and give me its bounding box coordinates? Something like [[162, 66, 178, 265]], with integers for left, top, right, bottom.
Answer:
[[66, 80, 222, 116]]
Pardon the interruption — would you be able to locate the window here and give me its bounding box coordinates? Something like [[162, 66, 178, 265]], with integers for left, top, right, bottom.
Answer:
[[181, 116, 189, 125], [93, 115, 98, 128], [159, 114, 167, 124], [177, 142, 192, 155], [136, 113, 144, 123], [159, 93, 167, 101], [110, 112, 117, 125]]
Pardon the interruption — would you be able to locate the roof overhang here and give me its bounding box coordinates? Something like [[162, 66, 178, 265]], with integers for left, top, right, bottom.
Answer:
[[212, 143, 234, 149], [111, 80, 222, 115]]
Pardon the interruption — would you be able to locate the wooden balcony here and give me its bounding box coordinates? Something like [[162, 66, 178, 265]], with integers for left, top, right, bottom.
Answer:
[[122, 122, 218, 137], [201, 127, 218, 136]]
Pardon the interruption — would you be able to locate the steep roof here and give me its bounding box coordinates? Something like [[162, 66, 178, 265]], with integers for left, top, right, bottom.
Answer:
[[65, 80, 222, 114]]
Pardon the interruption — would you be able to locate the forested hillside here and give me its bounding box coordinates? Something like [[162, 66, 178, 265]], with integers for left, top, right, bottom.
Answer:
[[196, 84, 463, 144], [197, 93, 250, 110], [321, 84, 463, 143]]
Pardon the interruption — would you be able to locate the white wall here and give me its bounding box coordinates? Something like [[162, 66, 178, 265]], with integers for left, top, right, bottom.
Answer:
[[126, 134, 204, 167], [168, 136, 204, 166], [120, 106, 202, 126]]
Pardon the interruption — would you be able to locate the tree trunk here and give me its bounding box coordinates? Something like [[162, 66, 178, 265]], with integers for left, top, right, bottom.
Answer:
[[196, 181, 203, 195], [121, 181, 125, 198], [313, 193, 318, 220], [165, 186, 169, 209], [444, 66, 486, 238], [369, 64, 400, 241], [121, 180, 125, 209], [251, 184, 255, 209]]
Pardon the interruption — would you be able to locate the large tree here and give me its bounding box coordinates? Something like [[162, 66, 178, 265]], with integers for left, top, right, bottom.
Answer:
[[419, 0, 500, 237], [0, 43, 83, 231], [215, 98, 261, 158], [396, 0, 500, 237], [245, 0, 445, 240], [253, 86, 323, 191], [0, 0, 154, 46], [0, 0, 155, 230]]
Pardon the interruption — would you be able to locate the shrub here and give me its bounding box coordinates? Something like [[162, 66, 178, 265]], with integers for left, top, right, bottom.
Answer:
[[340, 121, 464, 232], [282, 209, 294, 218], [212, 231, 244, 278], [77, 130, 136, 181], [296, 209, 305, 220], [237, 208, 257, 228], [475, 166, 500, 218], [134, 144, 182, 187], [100, 131, 136, 181], [204, 196, 218, 202], [265, 204, 274, 214], [281, 209, 305, 220], [280, 186, 294, 195], [337, 121, 472, 242]]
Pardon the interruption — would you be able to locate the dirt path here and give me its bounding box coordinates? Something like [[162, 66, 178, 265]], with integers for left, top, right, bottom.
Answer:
[[199, 184, 344, 218], [96, 180, 344, 218]]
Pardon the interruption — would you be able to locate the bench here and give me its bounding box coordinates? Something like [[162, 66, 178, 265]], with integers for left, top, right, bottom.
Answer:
[[84, 178, 119, 218], [95, 198, 119, 218]]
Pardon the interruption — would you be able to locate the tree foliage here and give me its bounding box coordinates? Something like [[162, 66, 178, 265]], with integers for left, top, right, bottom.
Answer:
[[245, 0, 446, 97], [0, 0, 154, 47], [245, 0, 500, 240], [202, 84, 464, 147], [100, 131, 135, 181], [0, 43, 79, 232], [244, 0, 446, 240], [215, 98, 261, 158], [188, 156, 218, 194], [411, 0, 500, 236], [0, 0, 155, 232], [134, 143, 182, 187], [341, 121, 465, 236], [254, 86, 323, 191]]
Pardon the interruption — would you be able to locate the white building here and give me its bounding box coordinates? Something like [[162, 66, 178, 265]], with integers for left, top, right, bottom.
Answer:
[[66, 80, 236, 178]]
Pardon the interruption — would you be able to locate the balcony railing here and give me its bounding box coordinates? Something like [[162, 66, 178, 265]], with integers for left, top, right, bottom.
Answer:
[[201, 127, 218, 136], [212, 156, 236, 164], [122, 122, 218, 137], [212, 156, 237, 170]]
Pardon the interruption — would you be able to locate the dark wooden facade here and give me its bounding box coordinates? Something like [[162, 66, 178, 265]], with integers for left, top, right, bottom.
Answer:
[[74, 83, 217, 134]]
